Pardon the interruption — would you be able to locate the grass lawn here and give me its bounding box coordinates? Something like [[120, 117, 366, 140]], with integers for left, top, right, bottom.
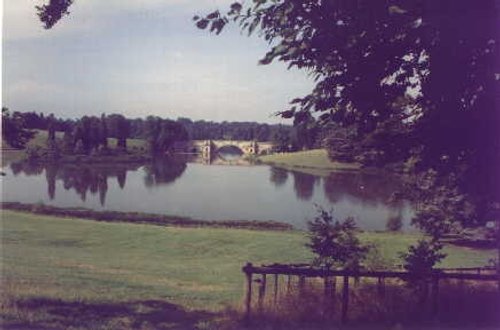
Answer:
[[258, 149, 360, 175], [2, 210, 495, 310]]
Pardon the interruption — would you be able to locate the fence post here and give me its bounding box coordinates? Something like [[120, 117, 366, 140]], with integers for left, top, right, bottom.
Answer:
[[299, 275, 306, 292], [287, 275, 292, 293], [431, 274, 439, 319], [341, 275, 349, 324], [258, 274, 267, 312], [243, 262, 253, 321], [377, 276, 385, 296], [332, 276, 337, 297], [274, 274, 279, 305]]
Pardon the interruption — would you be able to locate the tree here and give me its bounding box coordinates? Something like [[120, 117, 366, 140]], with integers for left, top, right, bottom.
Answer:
[[306, 208, 370, 270], [399, 239, 446, 300], [145, 116, 162, 154], [271, 127, 292, 152], [46, 114, 56, 144], [62, 126, 75, 154], [145, 117, 188, 155], [107, 114, 130, 151], [99, 114, 109, 150], [194, 0, 499, 232], [400, 239, 446, 276], [1, 107, 34, 149]]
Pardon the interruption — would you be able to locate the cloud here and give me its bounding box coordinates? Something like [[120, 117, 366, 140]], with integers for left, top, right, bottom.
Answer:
[[7, 79, 62, 97], [3, 0, 314, 123]]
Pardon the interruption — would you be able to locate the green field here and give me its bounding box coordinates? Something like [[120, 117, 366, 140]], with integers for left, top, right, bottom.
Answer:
[[2, 210, 495, 306], [258, 149, 360, 175]]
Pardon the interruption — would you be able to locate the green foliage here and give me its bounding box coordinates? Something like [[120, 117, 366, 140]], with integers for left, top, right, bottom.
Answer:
[[306, 207, 370, 270], [1, 108, 35, 149], [143, 116, 188, 154], [270, 127, 291, 152], [106, 114, 130, 150], [400, 239, 446, 277], [407, 169, 474, 236]]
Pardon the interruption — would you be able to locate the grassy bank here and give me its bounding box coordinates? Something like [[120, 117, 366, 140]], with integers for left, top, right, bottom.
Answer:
[[1, 210, 496, 328], [1, 202, 293, 231], [258, 149, 359, 175]]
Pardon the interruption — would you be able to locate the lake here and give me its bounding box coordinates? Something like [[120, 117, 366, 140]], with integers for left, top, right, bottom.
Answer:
[[1, 155, 415, 231]]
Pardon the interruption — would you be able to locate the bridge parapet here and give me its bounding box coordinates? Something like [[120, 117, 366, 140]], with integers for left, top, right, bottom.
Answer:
[[173, 140, 274, 156]]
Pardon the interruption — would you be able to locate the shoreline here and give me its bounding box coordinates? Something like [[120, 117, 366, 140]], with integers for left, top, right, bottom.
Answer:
[[0, 202, 294, 232], [3, 202, 494, 250], [256, 149, 361, 177]]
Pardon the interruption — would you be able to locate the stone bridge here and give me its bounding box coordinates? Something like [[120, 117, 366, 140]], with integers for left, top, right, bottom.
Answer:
[[172, 140, 274, 156]]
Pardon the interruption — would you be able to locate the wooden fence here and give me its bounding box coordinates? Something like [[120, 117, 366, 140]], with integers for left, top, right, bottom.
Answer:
[[242, 262, 499, 323]]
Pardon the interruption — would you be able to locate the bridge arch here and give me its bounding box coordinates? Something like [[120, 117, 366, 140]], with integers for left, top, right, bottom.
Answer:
[[216, 145, 244, 161], [172, 140, 275, 156], [216, 144, 244, 155]]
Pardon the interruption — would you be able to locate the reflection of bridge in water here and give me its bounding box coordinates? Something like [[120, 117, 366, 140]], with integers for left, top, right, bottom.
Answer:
[[173, 140, 274, 164]]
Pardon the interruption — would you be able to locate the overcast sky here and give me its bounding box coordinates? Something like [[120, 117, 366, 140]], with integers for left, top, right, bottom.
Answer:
[[2, 0, 313, 123]]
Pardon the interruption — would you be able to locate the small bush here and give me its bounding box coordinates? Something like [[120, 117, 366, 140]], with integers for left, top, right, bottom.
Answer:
[[400, 239, 446, 277], [306, 207, 370, 270]]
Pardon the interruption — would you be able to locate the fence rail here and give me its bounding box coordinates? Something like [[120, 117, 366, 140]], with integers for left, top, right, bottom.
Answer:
[[242, 262, 499, 323]]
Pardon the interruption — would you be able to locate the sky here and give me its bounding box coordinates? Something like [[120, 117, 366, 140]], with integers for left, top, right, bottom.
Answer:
[[2, 0, 314, 123]]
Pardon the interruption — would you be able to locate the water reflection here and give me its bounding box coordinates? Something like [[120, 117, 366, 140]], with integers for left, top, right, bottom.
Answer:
[[291, 171, 319, 201], [3, 158, 415, 231], [386, 213, 403, 231], [268, 166, 411, 231], [143, 157, 187, 187], [9, 157, 187, 206], [269, 167, 288, 187], [217, 146, 243, 162], [323, 171, 403, 206]]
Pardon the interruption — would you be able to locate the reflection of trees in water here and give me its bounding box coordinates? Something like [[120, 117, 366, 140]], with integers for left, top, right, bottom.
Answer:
[[117, 171, 126, 189], [98, 175, 108, 206], [45, 165, 58, 200], [323, 171, 404, 206], [10, 162, 44, 176], [269, 167, 288, 187], [143, 156, 187, 188], [323, 171, 411, 230], [9, 161, 140, 206], [291, 171, 318, 201], [386, 213, 403, 231]]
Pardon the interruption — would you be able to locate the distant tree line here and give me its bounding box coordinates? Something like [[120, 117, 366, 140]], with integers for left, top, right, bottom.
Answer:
[[5, 110, 332, 153], [177, 116, 331, 152]]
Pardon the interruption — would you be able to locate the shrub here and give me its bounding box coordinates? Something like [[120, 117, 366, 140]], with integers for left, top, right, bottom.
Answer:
[[400, 239, 446, 276], [306, 207, 370, 270]]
